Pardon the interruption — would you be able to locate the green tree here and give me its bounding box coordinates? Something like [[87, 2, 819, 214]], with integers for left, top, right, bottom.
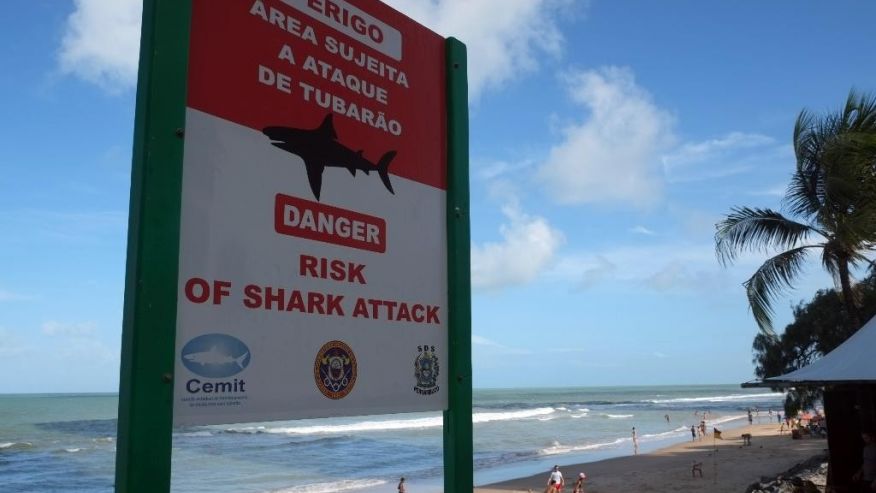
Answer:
[[752, 274, 876, 415], [716, 90, 876, 334]]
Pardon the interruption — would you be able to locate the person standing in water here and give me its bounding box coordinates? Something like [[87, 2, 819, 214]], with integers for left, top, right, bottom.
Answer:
[[632, 427, 639, 454]]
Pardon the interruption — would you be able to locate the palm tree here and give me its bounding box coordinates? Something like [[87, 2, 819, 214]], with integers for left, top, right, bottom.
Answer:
[[716, 90, 876, 334]]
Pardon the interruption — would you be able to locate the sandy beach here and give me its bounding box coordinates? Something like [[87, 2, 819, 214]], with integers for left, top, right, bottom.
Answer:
[[475, 424, 827, 493]]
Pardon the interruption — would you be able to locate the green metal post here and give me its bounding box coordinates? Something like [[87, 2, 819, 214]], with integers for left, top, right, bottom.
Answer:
[[443, 37, 473, 493], [115, 1, 191, 492]]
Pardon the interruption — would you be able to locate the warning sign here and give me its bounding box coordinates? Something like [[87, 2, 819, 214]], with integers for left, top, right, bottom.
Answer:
[[173, 0, 447, 425]]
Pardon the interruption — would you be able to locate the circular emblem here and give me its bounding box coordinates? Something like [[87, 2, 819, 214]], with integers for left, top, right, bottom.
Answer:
[[414, 345, 440, 395], [314, 340, 357, 399]]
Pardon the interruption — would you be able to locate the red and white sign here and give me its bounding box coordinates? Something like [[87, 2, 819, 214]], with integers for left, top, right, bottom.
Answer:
[[173, 0, 447, 425]]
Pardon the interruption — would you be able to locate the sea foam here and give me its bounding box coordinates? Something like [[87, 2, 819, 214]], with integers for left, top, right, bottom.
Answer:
[[539, 437, 628, 456], [268, 479, 387, 493], [645, 392, 783, 404], [0, 442, 32, 450], [225, 407, 557, 435]]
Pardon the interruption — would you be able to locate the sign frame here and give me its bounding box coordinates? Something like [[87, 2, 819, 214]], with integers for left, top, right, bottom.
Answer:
[[115, 1, 471, 492]]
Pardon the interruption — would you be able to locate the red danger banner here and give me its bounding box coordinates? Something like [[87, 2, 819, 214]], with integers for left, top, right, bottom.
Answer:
[[274, 193, 387, 252], [188, 0, 447, 192]]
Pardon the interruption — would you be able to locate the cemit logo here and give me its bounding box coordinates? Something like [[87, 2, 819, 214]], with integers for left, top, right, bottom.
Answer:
[[181, 333, 251, 378]]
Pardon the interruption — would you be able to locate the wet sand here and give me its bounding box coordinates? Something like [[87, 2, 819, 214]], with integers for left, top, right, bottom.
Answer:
[[475, 424, 826, 493]]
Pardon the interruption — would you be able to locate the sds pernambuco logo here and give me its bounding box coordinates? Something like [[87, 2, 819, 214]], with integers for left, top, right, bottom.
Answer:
[[414, 345, 439, 396], [314, 340, 357, 399], [181, 334, 251, 378]]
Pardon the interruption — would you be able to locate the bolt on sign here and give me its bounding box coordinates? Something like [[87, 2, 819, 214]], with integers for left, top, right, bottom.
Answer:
[[175, 0, 448, 424]]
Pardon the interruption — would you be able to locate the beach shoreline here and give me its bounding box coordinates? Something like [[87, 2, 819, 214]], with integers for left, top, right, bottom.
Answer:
[[474, 424, 827, 493], [0, 387, 790, 493]]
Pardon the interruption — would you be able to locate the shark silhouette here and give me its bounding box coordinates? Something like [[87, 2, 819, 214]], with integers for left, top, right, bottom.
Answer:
[[263, 114, 396, 200], [183, 346, 249, 369]]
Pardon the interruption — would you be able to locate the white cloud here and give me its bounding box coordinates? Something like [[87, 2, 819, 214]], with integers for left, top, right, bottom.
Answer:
[[538, 66, 675, 207], [472, 335, 532, 355], [0, 328, 27, 357], [58, 0, 142, 91], [58, 0, 573, 99], [663, 132, 773, 169], [42, 320, 97, 337], [552, 236, 828, 296], [0, 209, 127, 245], [644, 261, 719, 292], [662, 133, 789, 183], [471, 194, 564, 290], [630, 225, 656, 236], [384, 0, 571, 101], [748, 183, 787, 197], [39, 321, 118, 365], [551, 242, 738, 292], [58, 337, 119, 365], [0, 289, 32, 302], [577, 255, 617, 289], [476, 158, 536, 181]]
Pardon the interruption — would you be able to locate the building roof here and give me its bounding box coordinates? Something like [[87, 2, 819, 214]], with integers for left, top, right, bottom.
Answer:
[[752, 314, 876, 387]]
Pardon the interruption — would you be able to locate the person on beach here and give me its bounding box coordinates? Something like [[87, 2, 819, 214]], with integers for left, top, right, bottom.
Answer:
[[632, 427, 639, 454], [397, 477, 406, 493], [690, 425, 696, 441], [852, 431, 876, 492], [665, 414, 670, 424], [547, 465, 564, 492], [573, 472, 586, 493]]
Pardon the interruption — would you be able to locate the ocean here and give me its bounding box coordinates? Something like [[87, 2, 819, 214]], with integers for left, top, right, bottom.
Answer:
[[0, 385, 784, 492]]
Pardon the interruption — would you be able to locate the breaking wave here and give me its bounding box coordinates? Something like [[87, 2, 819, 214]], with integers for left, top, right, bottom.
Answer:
[[474, 407, 555, 423], [268, 479, 387, 493], [539, 438, 628, 456], [706, 414, 748, 427], [0, 442, 33, 450], [641, 426, 690, 440], [645, 392, 784, 404], [225, 408, 557, 435], [176, 430, 214, 438]]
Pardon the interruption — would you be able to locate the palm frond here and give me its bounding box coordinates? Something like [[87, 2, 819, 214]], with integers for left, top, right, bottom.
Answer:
[[820, 247, 843, 290], [715, 207, 818, 266], [744, 246, 813, 334], [785, 168, 823, 218], [787, 90, 876, 219], [850, 252, 876, 270]]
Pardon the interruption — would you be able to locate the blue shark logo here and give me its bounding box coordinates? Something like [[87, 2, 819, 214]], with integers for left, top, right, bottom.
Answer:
[[181, 334, 251, 378]]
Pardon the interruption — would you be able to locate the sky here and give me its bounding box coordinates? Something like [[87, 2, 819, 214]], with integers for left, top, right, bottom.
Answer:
[[1, 0, 875, 393]]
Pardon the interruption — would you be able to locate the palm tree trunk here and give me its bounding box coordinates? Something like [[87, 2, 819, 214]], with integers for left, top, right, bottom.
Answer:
[[837, 259, 862, 331]]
